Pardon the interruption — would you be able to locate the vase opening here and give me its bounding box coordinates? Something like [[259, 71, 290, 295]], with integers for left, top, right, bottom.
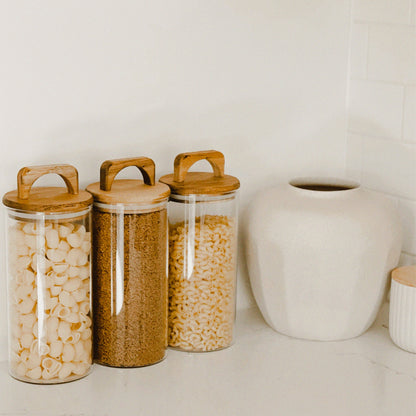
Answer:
[[289, 178, 360, 192]]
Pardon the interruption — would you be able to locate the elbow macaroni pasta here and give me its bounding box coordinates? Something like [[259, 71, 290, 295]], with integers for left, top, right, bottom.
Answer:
[[168, 215, 237, 352], [7, 220, 92, 383]]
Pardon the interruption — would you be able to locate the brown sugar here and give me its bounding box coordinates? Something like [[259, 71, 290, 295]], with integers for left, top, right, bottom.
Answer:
[[92, 208, 167, 367]]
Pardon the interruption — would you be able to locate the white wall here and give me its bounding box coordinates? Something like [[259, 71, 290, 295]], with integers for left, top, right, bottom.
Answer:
[[347, 0, 416, 266], [0, 1, 352, 360]]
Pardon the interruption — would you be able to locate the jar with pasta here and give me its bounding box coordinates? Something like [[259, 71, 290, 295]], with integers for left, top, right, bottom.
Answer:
[[3, 164, 93, 384], [160, 150, 240, 352], [86, 157, 170, 367]]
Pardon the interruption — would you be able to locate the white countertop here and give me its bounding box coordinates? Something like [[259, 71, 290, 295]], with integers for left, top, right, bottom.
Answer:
[[0, 304, 415, 416]]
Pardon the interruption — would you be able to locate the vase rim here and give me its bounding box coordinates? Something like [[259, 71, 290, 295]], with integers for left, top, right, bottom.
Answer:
[[289, 177, 361, 195]]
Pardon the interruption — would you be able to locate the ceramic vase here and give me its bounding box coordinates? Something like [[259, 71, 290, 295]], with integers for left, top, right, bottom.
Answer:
[[245, 177, 402, 341]]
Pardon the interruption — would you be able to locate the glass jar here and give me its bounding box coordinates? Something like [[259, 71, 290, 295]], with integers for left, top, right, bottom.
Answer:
[[160, 150, 240, 352], [3, 165, 93, 383], [86, 157, 170, 367]]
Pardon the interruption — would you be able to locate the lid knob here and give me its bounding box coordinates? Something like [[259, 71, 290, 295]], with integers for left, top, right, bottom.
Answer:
[[18, 164, 79, 200], [100, 157, 155, 191], [173, 150, 224, 183]]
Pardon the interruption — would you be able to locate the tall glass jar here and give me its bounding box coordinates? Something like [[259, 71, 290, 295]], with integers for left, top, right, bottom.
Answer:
[[86, 157, 170, 367], [160, 150, 240, 352], [3, 165, 93, 383]]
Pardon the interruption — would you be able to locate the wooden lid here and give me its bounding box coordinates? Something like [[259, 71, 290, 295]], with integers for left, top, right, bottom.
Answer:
[[159, 150, 240, 196], [392, 266, 416, 288], [3, 164, 92, 213], [86, 157, 170, 206]]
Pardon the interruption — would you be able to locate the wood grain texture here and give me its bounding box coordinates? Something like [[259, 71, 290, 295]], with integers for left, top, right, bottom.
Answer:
[[17, 164, 79, 199], [160, 150, 239, 196], [87, 157, 170, 206], [392, 266, 416, 288], [3, 164, 92, 213], [173, 150, 224, 183], [100, 157, 155, 191]]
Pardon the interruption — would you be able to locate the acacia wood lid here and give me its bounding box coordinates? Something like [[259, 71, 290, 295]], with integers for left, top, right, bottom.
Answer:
[[3, 164, 92, 213], [159, 150, 240, 196], [86, 157, 170, 205], [392, 266, 416, 288]]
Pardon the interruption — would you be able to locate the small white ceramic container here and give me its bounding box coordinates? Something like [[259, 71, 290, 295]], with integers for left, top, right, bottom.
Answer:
[[389, 266, 416, 353]]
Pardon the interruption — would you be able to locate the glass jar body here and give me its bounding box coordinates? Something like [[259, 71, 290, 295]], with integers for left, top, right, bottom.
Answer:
[[167, 192, 238, 352], [6, 208, 92, 384], [91, 202, 168, 367]]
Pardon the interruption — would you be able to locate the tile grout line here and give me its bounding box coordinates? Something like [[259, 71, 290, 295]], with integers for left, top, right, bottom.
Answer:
[[400, 86, 407, 142], [354, 19, 416, 29], [347, 129, 410, 144]]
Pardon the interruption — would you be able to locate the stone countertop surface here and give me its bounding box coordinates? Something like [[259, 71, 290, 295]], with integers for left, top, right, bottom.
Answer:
[[0, 303, 414, 416]]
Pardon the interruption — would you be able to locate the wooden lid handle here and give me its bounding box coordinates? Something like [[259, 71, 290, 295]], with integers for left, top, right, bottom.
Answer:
[[17, 164, 79, 200], [100, 157, 155, 191], [173, 150, 225, 183]]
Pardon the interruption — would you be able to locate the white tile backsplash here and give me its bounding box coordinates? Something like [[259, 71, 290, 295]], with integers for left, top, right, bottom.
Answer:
[[346, 133, 362, 181], [398, 198, 416, 254], [360, 138, 416, 199], [367, 25, 416, 84], [348, 80, 404, 139], [353, 0, 413, 24], [400, 252, 416, 266], [404, 85, 416, 142], [348, 0, 416, 264], [350, 23, 368, 78]]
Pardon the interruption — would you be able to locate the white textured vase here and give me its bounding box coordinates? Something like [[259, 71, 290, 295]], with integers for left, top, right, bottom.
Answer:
[[245, 177, 402, 341]]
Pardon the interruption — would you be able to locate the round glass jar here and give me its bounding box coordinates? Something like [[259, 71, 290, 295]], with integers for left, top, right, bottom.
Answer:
[[86, 157, 170, 367], [160, 150, 240, 352], [3, 165, 93, 384]]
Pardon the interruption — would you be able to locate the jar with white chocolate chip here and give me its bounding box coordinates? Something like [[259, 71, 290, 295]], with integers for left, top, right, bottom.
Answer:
[[3, 164, 93, 384]]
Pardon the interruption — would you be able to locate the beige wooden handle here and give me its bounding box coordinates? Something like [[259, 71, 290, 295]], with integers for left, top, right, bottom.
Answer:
[[100, 157, 155, 191], [17, 164, 79, 200], [173, 150, 225, 183]]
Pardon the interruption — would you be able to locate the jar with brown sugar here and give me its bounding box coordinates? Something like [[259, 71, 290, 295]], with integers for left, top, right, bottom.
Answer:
[[86, 157, 170, 367], [160, 150, 240, 352]]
